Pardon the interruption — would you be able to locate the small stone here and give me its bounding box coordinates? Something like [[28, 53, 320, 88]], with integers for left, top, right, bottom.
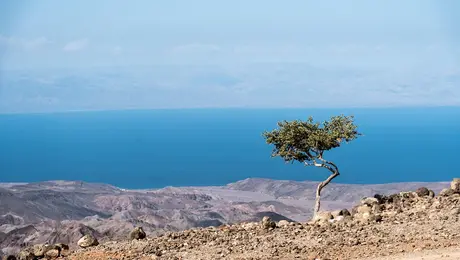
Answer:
[[277, 220, 290, 228], [440, 188, 455, 197], [32, 244, 49, 257], [77, 234, 99, 248], [129, 226, 147, 240], [44, 249, 60, 259], [16, 250, 34, 260], [55, 243, 70, 256], [451, 178, 460, 192], [314, 211, 333, 222], [368, 213, 383, 222], [415, 187, 430, 197], [357, 205, 372, 214], [361, 197, 379, 206], [331, 209, 351, 218], [261, 216, 276, 230], [450, 208, 460, 215]]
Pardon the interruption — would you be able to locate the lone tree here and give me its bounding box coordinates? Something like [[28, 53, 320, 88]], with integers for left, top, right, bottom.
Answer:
[[263, 115, 360, 218]]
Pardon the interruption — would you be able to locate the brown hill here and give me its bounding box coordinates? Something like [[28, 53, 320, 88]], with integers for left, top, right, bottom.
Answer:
[[6, 178, 460, 260]]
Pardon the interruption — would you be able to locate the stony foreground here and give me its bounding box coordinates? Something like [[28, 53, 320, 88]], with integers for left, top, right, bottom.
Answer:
[[8, 179, 460, 260]]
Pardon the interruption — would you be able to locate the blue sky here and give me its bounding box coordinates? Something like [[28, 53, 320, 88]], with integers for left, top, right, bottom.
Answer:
[[0, 0, 459, 112]]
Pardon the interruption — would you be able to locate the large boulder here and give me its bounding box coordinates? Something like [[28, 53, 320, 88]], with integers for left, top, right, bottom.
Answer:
[[77, 234, 99, 248], [451, 178, 460, 193], [129, 227, 147, 240]]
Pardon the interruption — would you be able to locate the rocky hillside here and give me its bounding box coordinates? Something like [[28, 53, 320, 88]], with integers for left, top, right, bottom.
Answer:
[[0, 179, 449, 256], [3, 178, 460, 260]]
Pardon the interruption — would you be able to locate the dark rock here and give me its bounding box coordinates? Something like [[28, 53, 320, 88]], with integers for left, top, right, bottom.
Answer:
[[415, 187, 430, 197], [338, 209, 351, 216], [55, 243, 70, 256]]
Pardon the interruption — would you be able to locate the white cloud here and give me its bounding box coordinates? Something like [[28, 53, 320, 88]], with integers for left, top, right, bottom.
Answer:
[[63, 38, 89, 52], [0, 35, 52, 51]]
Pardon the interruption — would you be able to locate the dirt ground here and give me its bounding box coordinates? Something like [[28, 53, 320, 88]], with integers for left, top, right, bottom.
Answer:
[[366, 247, 460, 260]]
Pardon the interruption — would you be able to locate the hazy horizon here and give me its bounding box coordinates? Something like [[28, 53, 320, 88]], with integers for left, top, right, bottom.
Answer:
[[1, 1, 460, 113]]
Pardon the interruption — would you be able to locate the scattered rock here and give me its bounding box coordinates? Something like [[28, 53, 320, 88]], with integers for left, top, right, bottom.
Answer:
[[277, 220, 290, 228], [44, 248, 60, 259], [16, 250, 34, 260], [32, 244, 49, 257], [356, 204, 372, 214], [77, 234, 99, 248], [16, 178, 460, 260], [314, 211, 333, 222], [242, 222, 258, 230], [361, 197, 379, 206], [440, 188, 455, 197], [416, 187, 430, 197], [331, 209, 351, 218], [451, 178, 460, 192], [55, 243, 70, 257], [261, 216, 276, 230], [129, 226, 147, 240]]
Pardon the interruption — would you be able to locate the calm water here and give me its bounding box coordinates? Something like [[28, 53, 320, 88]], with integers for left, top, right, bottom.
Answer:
[[1, 108, 459, 188]]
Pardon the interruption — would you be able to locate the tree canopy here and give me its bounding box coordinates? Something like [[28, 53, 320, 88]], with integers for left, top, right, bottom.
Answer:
[[263, 115, 360, 164]]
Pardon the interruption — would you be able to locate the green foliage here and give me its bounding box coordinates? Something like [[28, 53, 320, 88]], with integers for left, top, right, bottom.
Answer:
[[263, 115, 360, 163]]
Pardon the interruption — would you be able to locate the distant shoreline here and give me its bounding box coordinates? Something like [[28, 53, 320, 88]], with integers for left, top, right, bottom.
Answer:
[[1, 105, 459, 116], [0, 178, 451, 191]]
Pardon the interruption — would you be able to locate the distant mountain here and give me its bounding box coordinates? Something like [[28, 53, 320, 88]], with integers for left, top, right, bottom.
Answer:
[[0, 178, 448, 255]]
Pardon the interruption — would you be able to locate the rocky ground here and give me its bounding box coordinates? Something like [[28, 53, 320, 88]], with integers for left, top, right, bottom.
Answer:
[[1, 178, 447, 255], [5, 179, 460, 260]]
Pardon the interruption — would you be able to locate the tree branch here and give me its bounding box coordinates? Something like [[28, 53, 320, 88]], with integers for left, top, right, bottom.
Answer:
[[317, 153, 338, 173]]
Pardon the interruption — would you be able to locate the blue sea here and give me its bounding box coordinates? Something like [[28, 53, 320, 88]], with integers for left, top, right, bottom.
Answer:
[[1, 108, 459, 189]]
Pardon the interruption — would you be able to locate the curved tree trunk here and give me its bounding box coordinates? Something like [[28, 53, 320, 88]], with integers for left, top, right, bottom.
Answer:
[[313, 170, 339, 218], [305, 156, 340, 219]]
